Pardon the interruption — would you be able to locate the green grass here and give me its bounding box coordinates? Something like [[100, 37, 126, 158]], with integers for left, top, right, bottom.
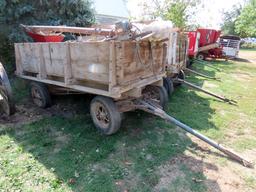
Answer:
[[240, 48, 256, 51], [1, 50, 256, 191]]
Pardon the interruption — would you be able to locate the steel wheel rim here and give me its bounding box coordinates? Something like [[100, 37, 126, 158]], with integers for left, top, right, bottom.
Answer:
[[92, 101, 110, 129], [31, 87, 44, 107]]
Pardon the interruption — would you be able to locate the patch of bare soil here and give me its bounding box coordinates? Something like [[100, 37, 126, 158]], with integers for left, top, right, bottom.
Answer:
[[0, 102, 48, 126], [232, 71, 253, 82], [154, 154, 219, 192], [154, 136, 256, 192], [238, 52, 256, 64], [51, 131, 70, 154], [204, 82, 218, 89], [0, 98, 81, 127]]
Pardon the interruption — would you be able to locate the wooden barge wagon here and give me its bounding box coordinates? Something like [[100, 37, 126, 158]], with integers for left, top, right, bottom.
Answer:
[[15, 39, 167, 135], [163, 31, 189, 94], [11, 23, 252, 167]]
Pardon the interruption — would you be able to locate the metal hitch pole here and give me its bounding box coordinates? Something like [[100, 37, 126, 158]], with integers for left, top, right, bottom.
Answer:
[[137, 100, 254, 168], [193, 59, 221, 72], [184, 68, 220, 81], [176, 78, 237, 105]]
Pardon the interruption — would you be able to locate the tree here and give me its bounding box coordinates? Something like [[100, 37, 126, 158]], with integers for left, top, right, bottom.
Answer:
[[235, 0, 256, 37], [221, 5, 242, 35], [164, 0, 199, 29], [0, 0, 95, 71], [138, 0, 199, 29]]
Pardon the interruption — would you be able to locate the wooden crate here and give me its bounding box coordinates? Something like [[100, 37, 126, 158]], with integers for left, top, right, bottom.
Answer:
[[15, 40, 165, 99]]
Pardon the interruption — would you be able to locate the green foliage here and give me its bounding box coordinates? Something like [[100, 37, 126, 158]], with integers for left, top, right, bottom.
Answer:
[[164, 1, 188, 29], [240, 42, 256, 49], [139, 0, 199, 29], [221, 5, 242, 35], [163, 0, 199, 29], [0, 0, 95, 72], [235, 0, 256, 37]]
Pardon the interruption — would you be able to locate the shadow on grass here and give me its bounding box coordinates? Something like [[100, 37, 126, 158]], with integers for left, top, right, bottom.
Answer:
[[1, 82, 223, 191]]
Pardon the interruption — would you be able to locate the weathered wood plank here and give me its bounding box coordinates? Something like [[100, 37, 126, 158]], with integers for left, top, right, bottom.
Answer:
[[18, 74, 115, 97], [64, 43, 73, 85], [69, 42, 110, 84], [18, 43, 40, 73], [44, 43, 66, 77], [14, 44, 22, 75], [21, 24, 116, 36], [109, 41, 117, 92], [38, 44, 47, 79]]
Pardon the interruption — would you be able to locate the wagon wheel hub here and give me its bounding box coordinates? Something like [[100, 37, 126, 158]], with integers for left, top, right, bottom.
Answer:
[[95, 103, 110, 128]]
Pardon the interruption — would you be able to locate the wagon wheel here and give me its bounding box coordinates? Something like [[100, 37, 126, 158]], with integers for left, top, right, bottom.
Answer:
[[0, 62, 15, 115], [90, 96, 122, 135], [30, 82, 52, 108], [0, 89, 13, 116], [186, 58, 193, 68], [142, 85, 168, 110], [174, 70, 185, 87], [197, 53, 206, 60], [163, 77, 174, 96]]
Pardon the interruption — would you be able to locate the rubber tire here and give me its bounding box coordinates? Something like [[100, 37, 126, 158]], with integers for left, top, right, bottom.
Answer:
[[186, 59, 193, 68], [157, 86, 169, 111], [163, 77, 174, 96], [174, 70, 185, 87], [0, 62, 15, 115], [143, 85, 168, 111], [197, 53, 205, 60], [30, 82, 52, 108], [90, 96, 122, 135], [0, 89, 15, 116]]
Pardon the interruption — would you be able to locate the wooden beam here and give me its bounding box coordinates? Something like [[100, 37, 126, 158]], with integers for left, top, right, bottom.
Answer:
[[38, 44, 47, 79], [18, 75, 117, 98], [198, 43, 219, 52], [109, 41, 117, 93], [14, 44, 23, 75], [21, 24, 116, 36], [64, 43, 73, 85]]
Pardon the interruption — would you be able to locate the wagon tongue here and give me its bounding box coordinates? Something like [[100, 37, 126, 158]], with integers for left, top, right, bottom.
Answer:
[[134, 99, 253, 168]]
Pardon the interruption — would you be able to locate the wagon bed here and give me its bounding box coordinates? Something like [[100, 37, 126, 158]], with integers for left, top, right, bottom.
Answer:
[[15, 40, 165, 99]]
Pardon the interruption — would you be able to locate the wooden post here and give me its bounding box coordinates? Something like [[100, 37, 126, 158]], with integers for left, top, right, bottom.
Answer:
[[14, 44, 23, 76], [116, 42, 124, 83], [64, 42, 73, 85], [38, 44, 47, 79], [109, 41, 117, 93]]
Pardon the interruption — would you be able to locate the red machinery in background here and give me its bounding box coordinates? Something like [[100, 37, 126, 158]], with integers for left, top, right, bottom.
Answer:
[[188, 28, 224, 60]]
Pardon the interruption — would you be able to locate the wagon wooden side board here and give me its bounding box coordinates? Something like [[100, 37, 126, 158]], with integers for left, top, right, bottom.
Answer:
[[15, 40, 166, 100]]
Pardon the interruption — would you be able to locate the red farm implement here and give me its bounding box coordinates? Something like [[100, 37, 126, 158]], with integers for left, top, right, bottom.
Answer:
[[187, 28, 224, 60]]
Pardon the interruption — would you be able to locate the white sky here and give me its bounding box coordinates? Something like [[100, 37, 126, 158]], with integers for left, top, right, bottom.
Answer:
[[127, 0, 245, 29], [93, 0, 129, 17]]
